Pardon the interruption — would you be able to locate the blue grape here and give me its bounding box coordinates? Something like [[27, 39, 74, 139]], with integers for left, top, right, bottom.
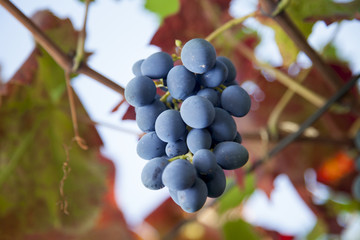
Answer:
[[208, 108, 237, 142], [180, 96, 215, 129], [125, 76, 156, 107], [352, 174, 360, 201], [213, 141, 249, 170], [155, 109, 187, 142], [141, 157, 169, 190], [169, 188, 180, 205], [136, 99, 166, 132], [186, 129, 212, 154], [197, 88, 220, 106], [132, 59, 144, 76], [162, 159, 196, 190], [193, 149, 217, 175], [217, 56, 236, 84], [141, 52, 174, 79], [221, 85, 251, 117], [136, 131, 166, 160], [198, 59, 228, 88], [166, 139, 188, 158], [181, 38, 216, 74], [203, 164, 226, 198], [234, 132, 242, 144], [177, 177, 208, 213], [167, 65, 196, 100]]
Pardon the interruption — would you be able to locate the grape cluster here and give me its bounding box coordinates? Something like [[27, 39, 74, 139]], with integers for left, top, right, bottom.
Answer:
[[125, 38, 251, 213]]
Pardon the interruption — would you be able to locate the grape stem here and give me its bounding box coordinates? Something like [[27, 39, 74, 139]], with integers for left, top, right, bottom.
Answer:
[[0, 0, 125, 96], [267, 68, 311, 138], [205, 12, 257, 42], [248, 74, 360, 173], [168, 152, 193, 163], [160, 91, 170, 102], [72, 0, 91, 72]]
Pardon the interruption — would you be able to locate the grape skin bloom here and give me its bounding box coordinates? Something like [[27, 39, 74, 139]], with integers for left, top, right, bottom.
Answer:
[[125, 76, 156, 107], [180, 95, 215, 129], [155, 109, 187, 142], [181, 38, 217, 74], [141, 157, 169, 190]]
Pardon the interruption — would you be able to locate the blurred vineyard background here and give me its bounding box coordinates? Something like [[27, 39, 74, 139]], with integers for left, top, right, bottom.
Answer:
[[0, 0, 360, 239]]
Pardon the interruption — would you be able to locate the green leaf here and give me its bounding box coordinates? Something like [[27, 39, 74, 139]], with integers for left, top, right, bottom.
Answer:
[[145, 0, 180, 21], [0, 10, 106, 238], [288, 0, 360, 24], [218, 174, 255, 214], [222, 219, 261, 240], [306, 220, 327, 240]]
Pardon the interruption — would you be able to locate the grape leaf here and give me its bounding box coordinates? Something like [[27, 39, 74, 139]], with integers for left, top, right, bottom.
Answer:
[[218, 174, 255, 214], [0, 10, 131, 239], [145, 0, 180, 22], [288, 0, 360, 25], [150, 0, 233, 54], [222, 218, 261, 240]]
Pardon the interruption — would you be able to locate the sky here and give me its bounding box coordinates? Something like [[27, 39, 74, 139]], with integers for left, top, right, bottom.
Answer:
[[1, 0, 360, 237]]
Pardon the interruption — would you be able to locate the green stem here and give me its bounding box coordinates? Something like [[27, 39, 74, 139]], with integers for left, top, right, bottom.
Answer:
[[205, 12, 257, 42], [160, 91, 170, 102], [271, 0, 291, 17], [168, 152, 193, 163], [72, 0, 91, 72], [236, 41, 349, 113], [267, 68, 311, 138]]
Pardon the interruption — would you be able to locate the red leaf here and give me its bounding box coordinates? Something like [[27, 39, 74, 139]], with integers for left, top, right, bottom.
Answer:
[[122, 104, 136, 120], [316, 151, 355, 185], [150, 0, 232, 54]]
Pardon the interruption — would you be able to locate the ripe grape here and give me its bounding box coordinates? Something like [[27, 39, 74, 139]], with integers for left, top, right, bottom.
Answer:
[[234, 132, 242, 144], [181, 38, 216, 74], [192, 149, 217, 175], [197, 88, 220, 107], [180, 95, 215, 129], [221, 85, 251, 117], [132, 59, 144, 76], [165, 139, 188, 158], [136, 99, 166, 132], [217, 56, 236, 84], [208, 107, 237, 142], [198, 59, 228, 88], [213, 141, 249, 170], [186, 128, 212, 154], [177, 177, 208, 213], [155, 109, 187, 142], [169, 188, 180, 205], [136, 131, 166, 160], [162, 159, 196, 190], [203, 164, 226, 198], [167, 65, 196, 100], [125, 76, 156, 107], [141, 52, 174, 79], [141, 157, 169, 190]]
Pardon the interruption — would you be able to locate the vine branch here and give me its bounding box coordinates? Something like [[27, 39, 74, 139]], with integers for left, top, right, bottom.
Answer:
[[205, 12, 257, 42], [0, 0, 124, 96], [72, 0, 91, 72], [247, 74, 360, 173], [259, 0, 343, 91]]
